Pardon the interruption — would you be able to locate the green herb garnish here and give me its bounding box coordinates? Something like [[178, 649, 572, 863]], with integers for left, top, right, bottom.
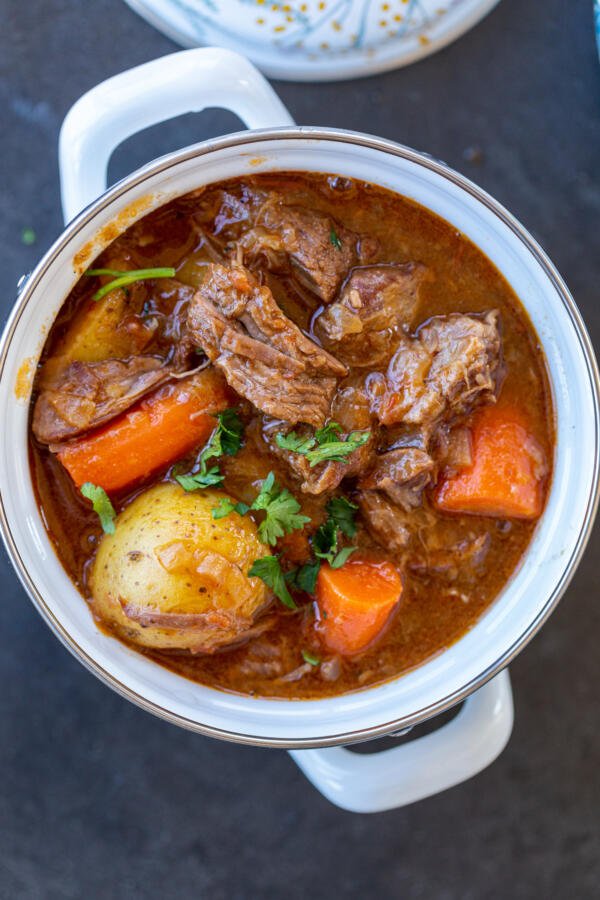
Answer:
[[326, 496, 358, 538], [85, 267, 176, 302], [275, 421, 370, 468], [212, 497, 250, 520], [176, 409, 244, 492], [251, 472, 311, 546], [177, 468, 224, 491], [329, 227, 342, 250], [301, 650, 321, 667], [286, 560, 321, 594], [313, 518, 357, 569], [80, 482, 116, 534], [212, 408, 245, 457], [248, 556, 297, 610], [208, 471, 309, 545], [21, 227, 36, 246]]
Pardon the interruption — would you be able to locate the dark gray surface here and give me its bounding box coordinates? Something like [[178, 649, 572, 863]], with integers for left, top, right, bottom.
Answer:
[[2, 1, 599, 897]]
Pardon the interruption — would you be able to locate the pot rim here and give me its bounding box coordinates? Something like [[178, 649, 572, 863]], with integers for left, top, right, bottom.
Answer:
[[2, 126, 599, 748]]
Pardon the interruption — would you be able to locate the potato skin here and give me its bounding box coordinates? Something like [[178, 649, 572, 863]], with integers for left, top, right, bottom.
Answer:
[[89, 483, 271, 653]]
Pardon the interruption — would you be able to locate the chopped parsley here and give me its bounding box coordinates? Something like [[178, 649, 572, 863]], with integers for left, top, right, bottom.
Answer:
[[80, 482, 116, 534], [177, 468, 224, 491], [301, 650, 321, 667], [286, 560, 321, 594], [275, 421, 370, 468], [212, 497, 250, 520], [329, 227, 342, 250], [248, 555, 297, 609], [251, 472, 310, 545], [210, 471, 309, 546], [176, 408, 244, 492], [326, 496, 358, 538], [313, 517, 356, 569], [85, 267, 176, 302]]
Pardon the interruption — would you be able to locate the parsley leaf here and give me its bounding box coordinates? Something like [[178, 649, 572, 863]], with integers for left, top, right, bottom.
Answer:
[[274, 421, 370, 468], [314, 421, 343, 444], [80, 482, 116, 534], [326, 496, 358, 538], [313, 516, 357, 569], [215, 408, 245, 457], [301, 650, 321, 667], [313, 518, 338, 561], [330, 546, 357, 569], [286, 560, 321, 594], [211, 497, 250, 520], [248, 556, 297, 609], [329, 227, 342, 250], [209, 472, 310, 546], [304, 430, 370, 467], [176, 408, 244, 492], [176, 468, 224, 491], [252, 472, 311, 545], [199, 408, 244, 469], [274, 431, 317, 455]]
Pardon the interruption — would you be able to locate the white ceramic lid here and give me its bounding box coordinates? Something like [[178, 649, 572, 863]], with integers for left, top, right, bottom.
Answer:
[[122, 0, 501, 81]]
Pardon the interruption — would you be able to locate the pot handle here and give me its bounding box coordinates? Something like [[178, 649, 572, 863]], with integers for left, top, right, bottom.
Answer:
[[289, 669, 513, 813], [58, 47, 294, 223]]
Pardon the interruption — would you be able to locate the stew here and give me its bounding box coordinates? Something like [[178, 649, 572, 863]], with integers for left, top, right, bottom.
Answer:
[[29, 173, 554, 699]]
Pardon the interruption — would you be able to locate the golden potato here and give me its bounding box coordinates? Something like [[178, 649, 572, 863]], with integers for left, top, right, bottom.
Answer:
[[89, 483, 271, 653]]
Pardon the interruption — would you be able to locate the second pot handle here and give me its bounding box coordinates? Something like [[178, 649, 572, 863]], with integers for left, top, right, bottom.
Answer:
[[59, 47, 294, 224], [289, 669, 513, 813]]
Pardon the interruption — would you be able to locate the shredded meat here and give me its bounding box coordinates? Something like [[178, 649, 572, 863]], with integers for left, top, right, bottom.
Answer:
[[359, 447, 435, 510], [409, 533, 491, 580], [188, 263, 347, 427], [240, 203, 378, 303], [262, 375, 377, 494], [357, 491, 415, 554], [315, 263, 429, 366], [32, 356, 172, 444], [373, 311, 503, 427]]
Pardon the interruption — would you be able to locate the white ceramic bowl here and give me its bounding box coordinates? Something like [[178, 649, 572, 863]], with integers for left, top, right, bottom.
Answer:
[[1, 49, 598, 810]]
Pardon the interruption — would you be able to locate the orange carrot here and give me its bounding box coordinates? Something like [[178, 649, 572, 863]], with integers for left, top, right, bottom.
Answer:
[[316, 558, 402, 656], [58, 368, 233, 493], [434, 403, 547, 519]]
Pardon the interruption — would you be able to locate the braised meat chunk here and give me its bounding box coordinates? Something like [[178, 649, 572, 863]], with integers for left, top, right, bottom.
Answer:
[[262, 375, 377, 495], [241, 203, 378, 303], [32, 356, 172, 444], [315, 263, 429, 367], [375, 311, 503, 428], [357, 490, 414, 554], [359, 447, 435, 510], [188, 263, 347, 427]]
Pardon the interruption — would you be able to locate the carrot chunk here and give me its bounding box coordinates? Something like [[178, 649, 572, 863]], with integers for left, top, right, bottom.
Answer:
[[434, 404, 547, 519], [316, 558, 402, 656], [57, 368, 233, 493]]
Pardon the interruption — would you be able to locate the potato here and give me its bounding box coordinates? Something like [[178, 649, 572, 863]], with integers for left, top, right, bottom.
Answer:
[[89, 483, 272, 653]]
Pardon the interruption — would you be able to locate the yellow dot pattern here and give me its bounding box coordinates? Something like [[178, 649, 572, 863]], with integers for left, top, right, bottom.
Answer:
[[244, 0, 446, 53]]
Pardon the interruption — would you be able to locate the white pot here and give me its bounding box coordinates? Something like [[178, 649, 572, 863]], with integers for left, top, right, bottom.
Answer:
[[1, 48, 598, 813]]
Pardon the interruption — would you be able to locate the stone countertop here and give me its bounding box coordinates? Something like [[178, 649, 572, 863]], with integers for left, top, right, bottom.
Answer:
[[1, 1, 599, 897]]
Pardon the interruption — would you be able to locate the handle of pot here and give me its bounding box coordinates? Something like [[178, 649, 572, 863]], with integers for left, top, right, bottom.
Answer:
[[59, 47, 294, 223], [289, 669, 513, 813]]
